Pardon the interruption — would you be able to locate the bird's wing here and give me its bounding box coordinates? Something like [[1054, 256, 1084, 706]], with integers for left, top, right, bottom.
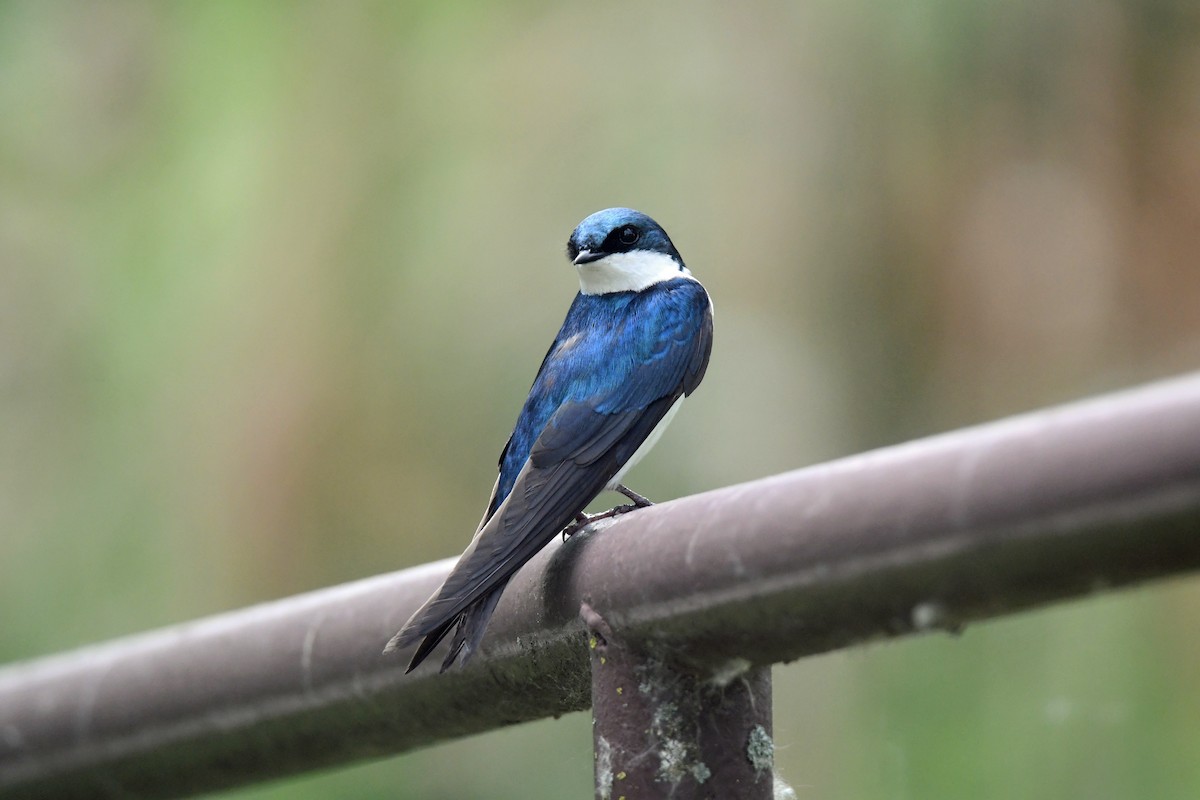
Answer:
[[389, 281, 713, 652], [394, 396, 679, 645]]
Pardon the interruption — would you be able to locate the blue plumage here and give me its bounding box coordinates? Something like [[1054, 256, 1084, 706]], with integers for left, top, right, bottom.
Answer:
[[494, 278, 710, 516], [386, 209, 713, 672]]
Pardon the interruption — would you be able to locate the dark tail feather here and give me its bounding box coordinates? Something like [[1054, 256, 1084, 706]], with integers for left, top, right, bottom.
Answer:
[[386, 577, 511, 674], [401, 616, 457, 674], [439, 578, 509, 672]]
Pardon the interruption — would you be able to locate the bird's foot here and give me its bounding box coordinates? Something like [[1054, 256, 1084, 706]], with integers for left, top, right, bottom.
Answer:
[[560, 502, 644, 540], [615, 484, 654, 508], [562, 512, 591, 541]]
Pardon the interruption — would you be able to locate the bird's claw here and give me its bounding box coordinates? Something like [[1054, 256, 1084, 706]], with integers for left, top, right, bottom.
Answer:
[[560, 502, 644, 541], [562, 513, 591, 541]]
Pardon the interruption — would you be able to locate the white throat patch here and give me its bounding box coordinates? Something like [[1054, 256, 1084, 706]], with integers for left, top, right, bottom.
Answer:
[[576, 250, 692, 295]]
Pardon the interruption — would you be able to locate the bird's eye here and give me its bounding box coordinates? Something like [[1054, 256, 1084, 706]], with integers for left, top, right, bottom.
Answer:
[[618, 226, 639, 245]]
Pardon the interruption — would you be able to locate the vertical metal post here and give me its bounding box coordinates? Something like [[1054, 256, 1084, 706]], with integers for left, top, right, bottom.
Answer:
[[584, 604, 774, 800]]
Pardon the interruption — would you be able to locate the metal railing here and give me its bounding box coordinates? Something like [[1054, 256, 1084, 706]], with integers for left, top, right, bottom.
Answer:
[[2, 373, 1200, 798]]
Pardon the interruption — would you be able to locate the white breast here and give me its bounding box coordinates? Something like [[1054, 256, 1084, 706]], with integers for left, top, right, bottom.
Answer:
[[605, 395, 684, 490]]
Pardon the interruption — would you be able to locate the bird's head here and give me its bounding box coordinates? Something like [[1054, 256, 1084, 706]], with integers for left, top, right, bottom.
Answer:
[[566, 208, 689, 295]]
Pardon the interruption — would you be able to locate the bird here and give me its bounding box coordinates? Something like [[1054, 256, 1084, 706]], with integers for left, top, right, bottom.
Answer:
[[384, 207, 713, 673]]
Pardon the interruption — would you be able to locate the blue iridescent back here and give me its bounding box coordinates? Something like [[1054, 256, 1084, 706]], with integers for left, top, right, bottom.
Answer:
[[490, 277, 710, 516]]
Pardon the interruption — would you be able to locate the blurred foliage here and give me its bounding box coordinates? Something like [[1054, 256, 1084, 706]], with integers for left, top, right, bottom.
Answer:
[[1, 0, 1198, 798]]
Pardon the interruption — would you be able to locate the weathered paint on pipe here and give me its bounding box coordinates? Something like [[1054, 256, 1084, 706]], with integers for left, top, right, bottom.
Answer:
[[584, 602, 774, 799]]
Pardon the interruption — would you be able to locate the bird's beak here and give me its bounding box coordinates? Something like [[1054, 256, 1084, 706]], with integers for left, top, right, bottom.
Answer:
[[573, 249, 606, 265]]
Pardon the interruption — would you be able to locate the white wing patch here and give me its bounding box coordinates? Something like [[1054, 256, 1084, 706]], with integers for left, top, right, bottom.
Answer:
[[577, 251, 694, 295]]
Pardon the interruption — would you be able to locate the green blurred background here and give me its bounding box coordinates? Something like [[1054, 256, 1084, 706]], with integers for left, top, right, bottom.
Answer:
[[2, 1, 1198, 797]]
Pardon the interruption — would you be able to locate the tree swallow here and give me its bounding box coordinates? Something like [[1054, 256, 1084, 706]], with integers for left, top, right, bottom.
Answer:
[[385, 208, 713, 672]]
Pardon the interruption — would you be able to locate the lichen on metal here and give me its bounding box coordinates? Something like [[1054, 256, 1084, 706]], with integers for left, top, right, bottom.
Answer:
[[746, 724, 775, 776]]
